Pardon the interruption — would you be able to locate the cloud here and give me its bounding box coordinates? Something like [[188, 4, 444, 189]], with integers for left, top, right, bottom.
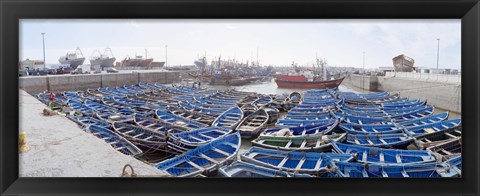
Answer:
[[225, 24, 239, 30]]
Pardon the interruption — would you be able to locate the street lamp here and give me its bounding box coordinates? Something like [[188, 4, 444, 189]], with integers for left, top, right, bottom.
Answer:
[[436, 38, 440, 70], [41, 33, 46, 67], [165, 45, 168, 67], [363, 51, 365, 90]]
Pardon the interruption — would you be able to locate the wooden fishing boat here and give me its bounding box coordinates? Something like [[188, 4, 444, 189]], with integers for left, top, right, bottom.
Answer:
[[112, 122, 167, 150], [414, 127, 461, 149], [167, 106, 216, 125], [403, 119, 461, 137], [264, 119, 338, 137], [212, 107, 244, 129], [346, 133, 414, 148], [331, 141, 436, 165], [87, 125, 143, 156], [240, 146, 353, 175], [235, 109, 269, 138], [155, 132, 241, 177], [67, 115, 110, 128], [426, 138, 461, 161], [328, 160, 459, 178], [252, 133, 346, 152], [263, 106, 279, 124], [155, 110, 209, 130], [339, 123, 403, 135], [134, 114, 189, 135], [219, 161, 312, 177], [240, 104, 258, 116], [237, 94, 260, 107], [398, 112, 449, 127], [167, 127, 233, 153]]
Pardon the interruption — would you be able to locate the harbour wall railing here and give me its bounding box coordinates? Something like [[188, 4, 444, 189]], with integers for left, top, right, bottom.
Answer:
[[385, 72, 461, 84], [20, 71, 182, 94]]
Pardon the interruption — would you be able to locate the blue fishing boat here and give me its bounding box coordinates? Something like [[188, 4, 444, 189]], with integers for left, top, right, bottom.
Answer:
[[235, 109, 269, 138], [332, 112, 394, 125], [95, 108, 134, 123], [252, 133, 346, 152], [382, 99, 425, 108], [155, 110, 209, 130], [112, 122, 167, 150], [442, 155, 461, 177], [339, 123, 403, 134], [328, 160, 459, 178], [404, 119, 461, 137], [87, 125, 143, 156], [331, 141, 436, 165], [63, 91, 84, 101], [212, 107, 244, 129], [219, 161, 312, 177], [67, 115, 110, 128], [276, 118, 336, 127], [264, 118, 338, 136], [155, 132, 241, 177], [398, 112, 449, 127], [167, 127, 233, 152], [346, 133, 414, 148], [390, 107, 434, 122], [240, 146, 353, 175], [285, 112, 331, 120], [84, 100, 118, 112], [67, 99, 96, 116]]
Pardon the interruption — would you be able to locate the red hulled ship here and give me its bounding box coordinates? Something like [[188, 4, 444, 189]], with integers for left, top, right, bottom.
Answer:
[[275, 75, 344, 88], [274, 58, 344, 89]]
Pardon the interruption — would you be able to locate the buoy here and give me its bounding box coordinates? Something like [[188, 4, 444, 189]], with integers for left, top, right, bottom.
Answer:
[[19, 132, 29, 153]]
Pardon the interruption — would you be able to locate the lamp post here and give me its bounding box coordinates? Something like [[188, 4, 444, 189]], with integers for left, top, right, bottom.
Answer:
[[363, 51, 365, 90], [436, 38, 440, 70], [165, 45, 168, 67], [41, 33, 46, 66]]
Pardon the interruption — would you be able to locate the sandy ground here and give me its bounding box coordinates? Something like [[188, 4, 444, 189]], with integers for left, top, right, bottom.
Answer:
[[19, 89, 170, 177]]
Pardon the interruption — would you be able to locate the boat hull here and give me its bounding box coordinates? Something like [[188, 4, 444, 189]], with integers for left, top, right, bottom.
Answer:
[[275, 77, 344, 89]]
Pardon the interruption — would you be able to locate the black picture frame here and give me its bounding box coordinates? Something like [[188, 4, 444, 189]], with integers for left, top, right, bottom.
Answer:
[[1, 0, 479, 195]]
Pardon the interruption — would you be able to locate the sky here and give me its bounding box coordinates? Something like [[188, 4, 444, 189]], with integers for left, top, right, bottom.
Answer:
[[20, 19, 461, 69]]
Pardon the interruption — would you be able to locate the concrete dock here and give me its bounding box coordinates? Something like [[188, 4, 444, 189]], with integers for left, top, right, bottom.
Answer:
[[19, 89, 170, 177], [342, 72, 461, 114]]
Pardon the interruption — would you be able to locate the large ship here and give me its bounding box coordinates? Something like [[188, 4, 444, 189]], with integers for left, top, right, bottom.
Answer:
[[58, 47, 85, 69], [392, 54, 415, 72], [275, 58, 344, 89], [89, 47, 116, 68], [120, 49, 154, 67]]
